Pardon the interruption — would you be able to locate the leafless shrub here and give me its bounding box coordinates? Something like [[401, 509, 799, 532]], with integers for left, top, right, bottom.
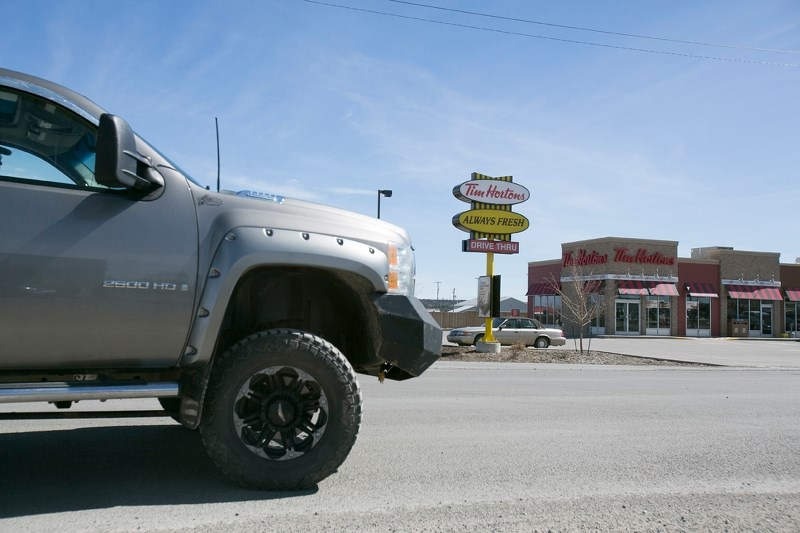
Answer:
[[545, 260, 615, 354], [509, 341, 526, 357]]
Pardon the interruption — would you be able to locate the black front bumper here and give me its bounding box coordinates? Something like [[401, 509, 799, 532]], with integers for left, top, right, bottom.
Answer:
[[371, 294, 442, 381]]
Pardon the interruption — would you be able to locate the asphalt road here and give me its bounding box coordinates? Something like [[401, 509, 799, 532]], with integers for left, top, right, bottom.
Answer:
[[1, 361, 799, 532]]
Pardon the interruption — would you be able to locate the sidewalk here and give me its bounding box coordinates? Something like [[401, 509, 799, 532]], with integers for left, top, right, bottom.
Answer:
[[567, 336, 800, 368]]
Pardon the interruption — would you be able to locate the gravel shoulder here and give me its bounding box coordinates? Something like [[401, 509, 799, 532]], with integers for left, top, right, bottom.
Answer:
[[441, 344, 711, 366]]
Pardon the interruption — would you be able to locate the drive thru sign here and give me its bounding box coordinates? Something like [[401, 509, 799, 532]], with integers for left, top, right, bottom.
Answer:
[[462, 239, 520, 254]]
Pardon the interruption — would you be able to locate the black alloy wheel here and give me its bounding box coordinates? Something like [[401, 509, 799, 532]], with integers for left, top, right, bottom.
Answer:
[[200, 329, 362, 490], [233, 365, 328, 460]]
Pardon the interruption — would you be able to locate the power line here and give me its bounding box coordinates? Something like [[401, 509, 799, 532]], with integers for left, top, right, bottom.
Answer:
[[384, 0, 800, 55], [299, 0, 800, 68]]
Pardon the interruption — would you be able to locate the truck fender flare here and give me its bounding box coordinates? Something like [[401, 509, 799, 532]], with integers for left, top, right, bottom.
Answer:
[[180, 226, 389, 368]]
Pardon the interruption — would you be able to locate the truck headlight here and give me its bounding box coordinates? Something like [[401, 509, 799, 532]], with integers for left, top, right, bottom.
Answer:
[[386, 241, 415, 296]]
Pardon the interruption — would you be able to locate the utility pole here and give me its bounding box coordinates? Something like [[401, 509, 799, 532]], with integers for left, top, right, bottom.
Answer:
[[435, 281, 441, 302]]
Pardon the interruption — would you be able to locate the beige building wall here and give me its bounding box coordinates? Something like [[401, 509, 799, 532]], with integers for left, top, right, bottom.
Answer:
[[693, 247, 780, 283], [693, 247, 781, 335]]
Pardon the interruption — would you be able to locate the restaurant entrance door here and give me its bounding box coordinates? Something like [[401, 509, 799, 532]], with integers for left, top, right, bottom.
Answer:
[[615, 299, 640, 335]]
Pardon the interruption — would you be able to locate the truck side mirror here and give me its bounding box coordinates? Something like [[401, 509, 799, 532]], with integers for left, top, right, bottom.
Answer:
[[95, 113, 156, 190]]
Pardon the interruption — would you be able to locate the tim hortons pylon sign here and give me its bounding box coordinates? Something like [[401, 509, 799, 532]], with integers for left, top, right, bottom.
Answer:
[[452, 173, 529, 254]]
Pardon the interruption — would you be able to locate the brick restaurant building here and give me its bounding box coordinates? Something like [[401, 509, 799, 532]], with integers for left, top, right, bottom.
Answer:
[[527, 237, 800, 338]]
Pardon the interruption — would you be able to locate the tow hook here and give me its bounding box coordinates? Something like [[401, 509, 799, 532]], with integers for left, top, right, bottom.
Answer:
[[378, 362, 394, 384]]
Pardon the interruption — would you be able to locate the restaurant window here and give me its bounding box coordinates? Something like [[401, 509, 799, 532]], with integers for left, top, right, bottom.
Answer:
[[686, 296, 711, 336], [729, 299, 746, 324], [645, 295, 671, 335], [590, 293, 605, 335], [728, 298, 768, 335], [533, 295, 561, 328], [786, 301, 798, 336]]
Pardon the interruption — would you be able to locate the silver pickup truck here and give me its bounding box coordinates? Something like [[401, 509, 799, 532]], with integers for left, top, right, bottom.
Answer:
[[0, 68, 441, 490]]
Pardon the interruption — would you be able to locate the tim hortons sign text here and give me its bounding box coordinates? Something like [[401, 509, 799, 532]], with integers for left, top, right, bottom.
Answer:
[[453, 179, 530, 205], [563, 248, 676, 267]]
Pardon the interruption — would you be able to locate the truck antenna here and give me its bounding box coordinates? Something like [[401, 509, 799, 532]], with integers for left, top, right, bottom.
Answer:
[[215, 117, 221, 192]]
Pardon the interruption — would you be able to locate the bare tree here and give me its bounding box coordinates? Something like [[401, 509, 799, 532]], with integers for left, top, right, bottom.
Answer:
[[545, 262, 610, 354]]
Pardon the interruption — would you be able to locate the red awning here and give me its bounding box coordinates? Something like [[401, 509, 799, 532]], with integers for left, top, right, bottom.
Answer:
[[784, 288, 800, 302], [526, 282, 559, 296], [686, 282, 718, 298], [754, 287, 782, 300], [618, 280, 650, 295], [725, 284, 782, 300], [726, 285, 754, 299], [650, 283, 679, 296]]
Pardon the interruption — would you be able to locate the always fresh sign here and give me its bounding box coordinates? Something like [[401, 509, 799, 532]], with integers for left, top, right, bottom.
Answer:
[[452, 209, 529, 234]]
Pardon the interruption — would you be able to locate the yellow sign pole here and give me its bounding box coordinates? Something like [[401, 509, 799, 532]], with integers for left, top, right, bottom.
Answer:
[[484, 251, 496, 342]]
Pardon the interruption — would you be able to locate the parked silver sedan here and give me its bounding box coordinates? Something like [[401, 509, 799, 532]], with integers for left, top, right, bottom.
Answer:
[[447, 317, 566, 348]]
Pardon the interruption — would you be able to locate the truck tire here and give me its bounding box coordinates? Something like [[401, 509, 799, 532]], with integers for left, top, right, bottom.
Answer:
[[200, 329, 362, 490]]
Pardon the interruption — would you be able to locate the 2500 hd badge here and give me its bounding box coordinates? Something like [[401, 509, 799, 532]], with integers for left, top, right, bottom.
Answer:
[[103, 280, 188, 291]]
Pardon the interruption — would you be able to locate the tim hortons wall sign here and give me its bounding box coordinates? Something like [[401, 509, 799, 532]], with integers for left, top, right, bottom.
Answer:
[[563, 248, 676, 267]]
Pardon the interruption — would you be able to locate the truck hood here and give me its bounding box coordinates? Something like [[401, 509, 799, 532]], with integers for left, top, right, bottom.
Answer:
[[191, 184, 412, 251]]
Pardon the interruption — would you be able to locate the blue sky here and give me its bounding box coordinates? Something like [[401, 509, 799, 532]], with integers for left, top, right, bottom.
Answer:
[[3, 0, 799, 301]]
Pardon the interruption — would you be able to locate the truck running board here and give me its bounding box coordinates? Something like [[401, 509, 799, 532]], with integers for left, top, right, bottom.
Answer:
[[0, 382, 179, 404], [0, 410, 169, 420]]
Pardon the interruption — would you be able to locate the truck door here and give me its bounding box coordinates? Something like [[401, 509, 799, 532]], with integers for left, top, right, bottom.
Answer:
[[0, 87, 198, 369]]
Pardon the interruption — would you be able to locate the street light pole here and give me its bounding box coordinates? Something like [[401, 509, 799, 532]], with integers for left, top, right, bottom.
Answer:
[[377, 189, 393, 219]]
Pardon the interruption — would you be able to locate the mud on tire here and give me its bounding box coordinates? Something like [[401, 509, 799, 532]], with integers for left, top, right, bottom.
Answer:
[[200, 329, 362, 490]]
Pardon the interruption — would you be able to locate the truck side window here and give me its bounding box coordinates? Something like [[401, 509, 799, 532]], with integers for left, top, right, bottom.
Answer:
[[0, 89, 116, 191]]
